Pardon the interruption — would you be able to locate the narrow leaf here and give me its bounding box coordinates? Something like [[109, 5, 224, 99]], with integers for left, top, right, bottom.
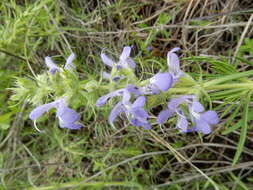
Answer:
[[232, 92, 252, 165]]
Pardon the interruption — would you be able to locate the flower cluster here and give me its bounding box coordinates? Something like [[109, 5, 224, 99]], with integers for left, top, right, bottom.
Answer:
[[29, 53, 83, 130], [28, 47, 219, 134], [96, 47, 219, 134], [157, 95, 219, 134]]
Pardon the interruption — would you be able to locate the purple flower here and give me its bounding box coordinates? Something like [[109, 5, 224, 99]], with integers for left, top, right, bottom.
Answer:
[[157, 95, 219, 134], [125, 84, 142, 96], [147, 46, 153, 52], [29, 98, 83, 130], [140, 72, 173, 95], [64, 53, 76, 71], [96, 87, 151, 129], [100, 46, 136, 80], [167, 48, 184, 83], [109, 94, 151, 130], [45, 53, 76, 74], [45, 56, 60, 74], [157, 95, 191, 124], [101, 46, 136, 69], [128, 96, 151, 130], [189, 103, 219, 134], [96, 89, 126, 107]]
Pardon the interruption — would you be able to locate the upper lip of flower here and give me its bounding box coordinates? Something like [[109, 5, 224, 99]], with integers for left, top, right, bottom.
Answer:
[[167, 47, 184, 82]]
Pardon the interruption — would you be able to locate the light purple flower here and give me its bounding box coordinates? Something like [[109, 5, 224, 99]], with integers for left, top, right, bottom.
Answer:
[[101, 46, 136, 69], [29, 98, 83, 130], [150, 72, 173, 91], [157, 95, 219, 134], [157, 95, 191, 124], [96, 89, 126, 107], [45, 53, 76, 74], [109, 94, 151, 130], [190, 110, 219, 134], [128, 96, 151, 129], [147, 46, 153, 52], [125, 84, 142, 96], [100, 46, 136, 81], [167, 48, 184, 83], [96, 87, 151, 129], [64, 53, 76, 71], [45, 56, 60, 74], [140, 72, 173, 95]]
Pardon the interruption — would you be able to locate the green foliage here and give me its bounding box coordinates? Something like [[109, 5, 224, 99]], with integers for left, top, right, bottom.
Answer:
[[239, 38, 253, 57], [0, 0, 59, 57], [138, 12, 172, 50], [1, 0, 253, 190], [232, 91, 252, 165]]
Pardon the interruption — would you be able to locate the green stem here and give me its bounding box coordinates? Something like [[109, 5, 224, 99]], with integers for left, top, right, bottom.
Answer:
[[27, 181, 142, 190], [204, 83, 253, 90], [204, 70, 253, 87]]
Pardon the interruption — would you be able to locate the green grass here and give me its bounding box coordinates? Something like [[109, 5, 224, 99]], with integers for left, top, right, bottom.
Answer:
[[1, 0, 253, 190]]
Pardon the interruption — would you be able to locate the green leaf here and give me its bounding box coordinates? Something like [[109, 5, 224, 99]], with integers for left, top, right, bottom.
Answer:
[[232, 91, 252, 165], [222, 109, 253, 135], [236, 56, 253, 67], [204, 70, 253, 86], [0, 112, 13, 130]]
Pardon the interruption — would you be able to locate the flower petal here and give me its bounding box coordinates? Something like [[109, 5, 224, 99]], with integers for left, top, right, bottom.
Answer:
[[101, 53, 114, 67], [57, 104, 80, 124], [96, 95, 110, 107], [167, 96, 187, 110], [167, 48, 180, 75], [45, 56, 59, 74], [122, 90, 131, 104], [126, 58, 136, 69], [125, 84, 141, 96], [120, 46, 131, 61], [50, 68, 58, 74], [131, 108, 149, 120], [150, 73, 173, 91], [192, 101, 204, 113], [201, 110, 219, 125], [29, 102, 57, 120], [96, 90, 123, 107], [142, 122, 152, 130], [157, 109, 174, 124], [65, 52, 76, 71], [108, 102, 126, 125], [176, 115, 188, 132], [112, 76, 120, 82], [195, 119, 211, 134], [169, 47, 181, 53], [116, 64, 122, 70], [130, 118, 151, 130], [102, 71, 111, 79], [59, 120, 83, 130], [140, 84, 160, 95], [132, 96, 145, 108]]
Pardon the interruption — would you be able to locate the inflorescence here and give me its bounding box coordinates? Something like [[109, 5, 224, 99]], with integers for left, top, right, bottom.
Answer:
[[28, 46, 219, 134]]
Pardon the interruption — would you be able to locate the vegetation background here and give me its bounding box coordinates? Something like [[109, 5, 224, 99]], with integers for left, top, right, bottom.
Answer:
[[1, 0, 253, 189]]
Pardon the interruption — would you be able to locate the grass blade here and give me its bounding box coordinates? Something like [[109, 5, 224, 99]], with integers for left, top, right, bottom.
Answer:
[[232, 91, 252, 165]]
